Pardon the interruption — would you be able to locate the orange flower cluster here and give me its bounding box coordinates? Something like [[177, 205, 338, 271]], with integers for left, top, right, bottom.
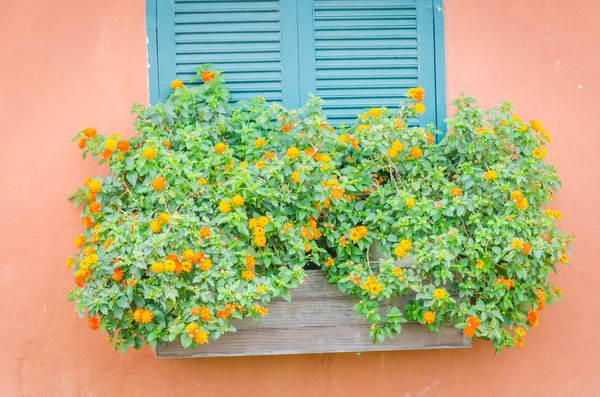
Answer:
[[201, 70, 215, 82], [423, 311, 436, 324], [527, 309, 539, 327], [199, 226, 211, 239], [151, 176, 166, 191], [394, 239, 412, 258], [495, 276, 515, 290], [117, 140, 130, 153], [324, 257, 334, 267], [133, 308, 154, 324], [426, 133, 435, 144], [392, 267, 403, 277], [151, 252, 196, 274], [322, 179, 345, 200], [88, 316, 100, 330], [249, 216, 269, 247], [281, 124, 293, 132], [463, 316, 480, 337], [348, 225, 367, 242], [74, 235, 86, 248], [407, 87, 425, 103], [363, 276, 383, 296], [510, 190, 528, 210], [186, 323, 209, 344], [535, 289, 547, 311], [74, 268, 92, 287], [241, 255, 256, 281], [409, 147, 422, 159], [301, 216, 322, 243], [84, 127, 97, 138], [450, 187, 463, 197], [199, 258, 212, 271], [171, 79, 185, 90], [252, 304, 268, 317], [190, 306, 211, 321], [112, 267, 123, 282]]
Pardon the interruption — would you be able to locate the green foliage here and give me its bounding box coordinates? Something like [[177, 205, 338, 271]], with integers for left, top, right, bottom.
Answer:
[[68, 66, 571, 353]]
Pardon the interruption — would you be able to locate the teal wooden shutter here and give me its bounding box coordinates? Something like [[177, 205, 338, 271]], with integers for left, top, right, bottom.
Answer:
[[297, 0, 440, 127], [147, 0, 446, 128], [151, 0, 302, 107]]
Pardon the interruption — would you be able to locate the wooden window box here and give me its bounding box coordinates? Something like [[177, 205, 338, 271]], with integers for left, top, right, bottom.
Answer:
[[155, 270, 471, 358]]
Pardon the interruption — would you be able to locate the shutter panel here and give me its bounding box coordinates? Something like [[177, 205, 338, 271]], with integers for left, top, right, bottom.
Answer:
[[154, 0, 301, 106], [303, 0, 437, 126]]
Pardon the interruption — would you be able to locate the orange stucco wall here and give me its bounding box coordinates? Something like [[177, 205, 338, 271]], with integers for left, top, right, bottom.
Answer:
[[1, 1, 599, 395]]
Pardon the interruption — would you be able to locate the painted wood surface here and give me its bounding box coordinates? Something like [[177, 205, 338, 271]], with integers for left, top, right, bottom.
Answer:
[[156, 269, 470, 358]]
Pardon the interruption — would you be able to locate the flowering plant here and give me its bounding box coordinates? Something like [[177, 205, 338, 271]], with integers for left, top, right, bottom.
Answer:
[[68, 66, 571, 353]]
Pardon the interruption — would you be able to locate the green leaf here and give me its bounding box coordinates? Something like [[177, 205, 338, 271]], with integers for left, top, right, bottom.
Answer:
[[126, 171, 138, 186], [181, 333, 193, 348]]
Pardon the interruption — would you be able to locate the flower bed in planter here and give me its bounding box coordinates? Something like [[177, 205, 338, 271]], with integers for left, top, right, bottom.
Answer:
[[67, 66, 571, 356], [156, 269, 470, 358]]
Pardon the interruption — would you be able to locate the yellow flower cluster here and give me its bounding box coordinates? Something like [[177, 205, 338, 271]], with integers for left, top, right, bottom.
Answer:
[[360, 108, 382, 120], [363, 276, 383, 296], [286, 147, 300, 159], [252, 304, 268, 317], [394, 239, 412, 258], [348, 225, 368, 242], [133, 308, 154, 324], [545, 209, 562, 220], [291, 171, 300, 183], [510, 190, 528, 210], [143, 147, 156, 159], [219, 200, 232, 213], [484, 170, 498, 180], [387, 141, 403, 158], [249, 216, 269, 247], [214, 142, 227, 153], [231, 195, 245, 207], [406, 197, 415, 209], [532, 147, 548, 159], [511, 238, 523, 249], [432, 288, 447, 299], [423, 311, 436, 324]]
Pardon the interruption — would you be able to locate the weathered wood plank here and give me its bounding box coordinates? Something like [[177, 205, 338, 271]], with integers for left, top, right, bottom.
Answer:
[[155, 270, 471, 358]]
